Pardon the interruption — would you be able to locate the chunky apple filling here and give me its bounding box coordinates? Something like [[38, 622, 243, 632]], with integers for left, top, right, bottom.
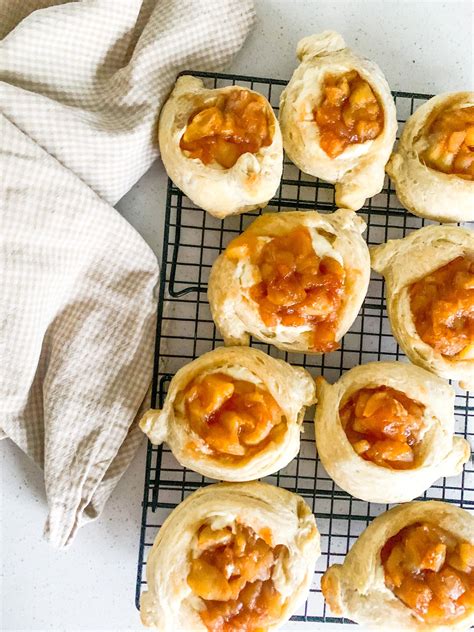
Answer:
[[179, 90, 273, 168], [184, 373, 285, 460], [420, 105, 474, 180], [313, 70, 384, 158], [227, 227, 345, 352], [187, 523, 285, 631], [410, 256, 474, 358], [339, 386, 425, 469], [382, 522, 474, 625]]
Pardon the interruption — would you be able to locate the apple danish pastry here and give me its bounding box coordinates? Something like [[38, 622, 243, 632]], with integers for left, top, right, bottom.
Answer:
[[208, 209, 370, 354], [141, 481, 321, 631], [279, 31, 397, 210], [140, 346, 316, 481], [315, 362, 470, 503], [322, 501, 474, 631], [159, 76, 283, 218], [387, 92, 474, 222]]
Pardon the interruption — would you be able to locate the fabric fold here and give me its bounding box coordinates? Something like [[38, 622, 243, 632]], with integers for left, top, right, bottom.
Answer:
[[0, 0, 255, 547], [1, 113, 158, 547], [0, 0, 256, 204]]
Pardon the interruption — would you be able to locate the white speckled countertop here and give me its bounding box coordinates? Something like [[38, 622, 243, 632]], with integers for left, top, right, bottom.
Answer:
[[2, 1, 472, 630]]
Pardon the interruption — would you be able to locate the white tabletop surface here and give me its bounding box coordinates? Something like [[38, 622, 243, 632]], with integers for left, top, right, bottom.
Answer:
[[1, 1, 472, 630]]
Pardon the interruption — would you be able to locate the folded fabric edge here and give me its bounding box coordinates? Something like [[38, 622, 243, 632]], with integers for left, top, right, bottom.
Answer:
[[43, 387, 152, 549]]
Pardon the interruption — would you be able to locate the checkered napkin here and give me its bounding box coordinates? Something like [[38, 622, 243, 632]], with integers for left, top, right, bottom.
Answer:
[[0, 0, 255, 547]]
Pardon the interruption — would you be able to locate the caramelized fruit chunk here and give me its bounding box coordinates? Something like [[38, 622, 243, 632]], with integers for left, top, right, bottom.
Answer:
[[184, 373, 285, 461], [230, 227, 345, 352], [421, 105, 474, 180], [339, 386, 425, 470], [180, 90, 273, 168], [313, 70, 384, 158], [381, 522, 474, 625], [188, 523, 286, 632], [410, 256, 474, 358]]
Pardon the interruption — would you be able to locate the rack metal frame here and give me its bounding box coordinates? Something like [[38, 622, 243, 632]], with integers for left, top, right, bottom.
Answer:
[[135, 70, 473, 624]]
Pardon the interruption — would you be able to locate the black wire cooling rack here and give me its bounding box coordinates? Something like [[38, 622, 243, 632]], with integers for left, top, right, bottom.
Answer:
[[135, 70, 474, 624]]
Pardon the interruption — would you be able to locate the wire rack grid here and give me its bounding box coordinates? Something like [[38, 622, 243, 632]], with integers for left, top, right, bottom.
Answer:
[[135, 70, 474, 624]]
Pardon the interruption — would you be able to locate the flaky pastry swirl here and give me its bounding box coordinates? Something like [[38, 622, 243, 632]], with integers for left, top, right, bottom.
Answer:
[[387, 92, 474, 223], [208, 208, 370, 354], [315, 361, 470, 504], [140, 481, 320, 631], [371, 225, 474, 390], [159, 75, 283, 218], [279, 31, 397, 210], [322, 501, 474, 631], [140, 346, 316, 481]]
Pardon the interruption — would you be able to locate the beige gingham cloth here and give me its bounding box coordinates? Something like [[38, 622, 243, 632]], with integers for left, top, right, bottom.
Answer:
[[0, 0, 255, 547]]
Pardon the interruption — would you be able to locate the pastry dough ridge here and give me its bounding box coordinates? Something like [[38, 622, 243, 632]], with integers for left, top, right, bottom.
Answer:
[[279, 31, 397, 210], [141, 481, 321, 631], [159, 75, 283, 218]]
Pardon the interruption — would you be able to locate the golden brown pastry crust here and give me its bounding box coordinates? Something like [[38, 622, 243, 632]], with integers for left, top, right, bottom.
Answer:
[[370, 225, 474, 390], [322, 501, 474, 631], [208, 208, 370, 354], [139, 346, 316, 481], [279, 31, 397, 210], [314, 361, 470, 503], [387, 92, 474, 223], [158, 75, 283, 218], [140, 481, 321, 631]]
